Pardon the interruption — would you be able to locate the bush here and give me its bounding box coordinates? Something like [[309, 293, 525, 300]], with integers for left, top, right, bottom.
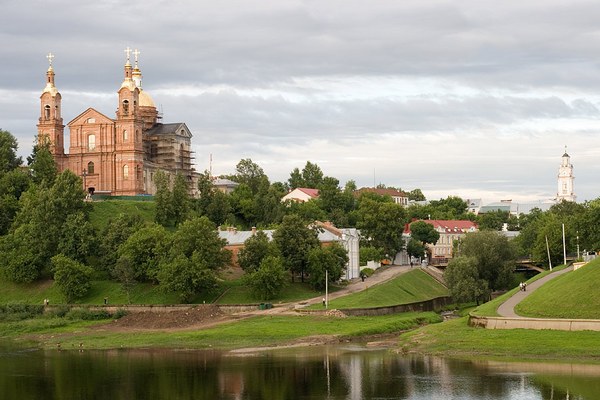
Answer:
[[51, 254, 94, 303], [113, 308, 128, 319], [360, 268, 375, 277], [65, 308, 111, 321], [0, 303, 44, 321]]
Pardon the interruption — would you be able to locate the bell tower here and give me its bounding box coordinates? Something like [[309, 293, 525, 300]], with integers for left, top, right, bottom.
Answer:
[[37, 52, 66, 169], [557, 147, 576, 202], [115, 47, 145, 195]]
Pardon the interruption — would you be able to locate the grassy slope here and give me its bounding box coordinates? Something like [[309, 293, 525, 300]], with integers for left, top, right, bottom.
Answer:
[[88, 200, 156, 230], [3, 312, 442, 350], [473, 265, 568, 317], [398, 316, 600, 363], [515, 258, 600, 319], [312, 269, 448, 310]]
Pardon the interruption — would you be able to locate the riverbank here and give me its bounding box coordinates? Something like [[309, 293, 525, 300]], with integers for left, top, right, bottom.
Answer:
[[397, 316, 600, 363]]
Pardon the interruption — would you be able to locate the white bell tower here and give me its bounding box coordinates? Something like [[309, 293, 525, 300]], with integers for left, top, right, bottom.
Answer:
[[557, 147, 576, 202]]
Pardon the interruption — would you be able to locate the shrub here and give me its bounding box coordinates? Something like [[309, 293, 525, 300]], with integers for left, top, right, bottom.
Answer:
[[65, 308, 111, 321]]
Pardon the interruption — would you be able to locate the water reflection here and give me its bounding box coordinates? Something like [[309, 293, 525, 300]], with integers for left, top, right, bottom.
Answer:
[[0, 343, 596, 399]]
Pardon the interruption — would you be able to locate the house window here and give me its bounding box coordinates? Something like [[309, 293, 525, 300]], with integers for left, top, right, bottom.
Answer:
[[88, 134, 96, 151], [123, 165, 129, 179], [87, 161, 94, 174], [123, 130, 128, 141]]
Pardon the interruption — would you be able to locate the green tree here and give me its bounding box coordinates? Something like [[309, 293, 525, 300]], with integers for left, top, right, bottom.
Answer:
[[116, 224, 169, 282], [456, 230, 516, 292], [410, 221, 440, 245], [0, 168, 30, 235], [355, 198, 407, 257], [27, 140, 57, 187], [406, 238, 426, 261], [0, 129, 22, 173], [307, 243, 348, 290], [98, 214, 144, 274], [477, 210, 511, 231], [359, 246, 384, 265], [0, 225, 43, 283], [58, 211, 97, 263], [444, 256, 490, 305], [244, 255, 288, 300], [113, 255, 137, 304], [51, 254, 93, 303], [154, 170, 172, 226], [238, 231, 277, 272], [407, 188, 426, 201], [171, 172, 190, 226], [301, 161, 324, 188], [158, 217, 231, 301], [231, 158, 267, 195], [272, 214, 320, 282]]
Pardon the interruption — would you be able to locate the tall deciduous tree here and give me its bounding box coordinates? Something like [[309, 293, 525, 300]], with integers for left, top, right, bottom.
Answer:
[[454, 230, 516, 292], [445, 256, 489, 305], [244, 255, 288, 300], [0, 129, 22, 174], [154, 170, 172, 226], [98, 214, 144, 274], [58, 211, 97, 264], [307, 243, 348, 290], [27, 140, 57, 187], [171, 172, 190, 226], [238, 231, 277, 272], [116, 224, 169, 282], [409, 221, 440, 246], [272, 214, 320, 282], [51, 254, 93, 303], [158, 216, 231, 301], [355, 197, 407, 257]]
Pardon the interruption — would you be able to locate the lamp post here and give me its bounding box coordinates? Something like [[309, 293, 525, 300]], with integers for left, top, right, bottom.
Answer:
[[577, 231, 580, 260], [82, 169, 87, 193], [325, 269, 328, 309]]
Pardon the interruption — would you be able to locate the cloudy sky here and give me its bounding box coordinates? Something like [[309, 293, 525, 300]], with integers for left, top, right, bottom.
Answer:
[[2, 0, 600, 203]]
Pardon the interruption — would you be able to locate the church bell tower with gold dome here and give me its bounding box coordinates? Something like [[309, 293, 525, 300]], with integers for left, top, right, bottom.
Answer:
[[36, 48, 195, 197]]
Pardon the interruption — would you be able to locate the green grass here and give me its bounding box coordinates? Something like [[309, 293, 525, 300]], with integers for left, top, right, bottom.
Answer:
[[472, 265, 568, 317], [13, 312, 442, 350], [398, 316, 600, 363], [515, 259, 600, 319], [310, 269, 448, 310], [88, 200, 156, 230]]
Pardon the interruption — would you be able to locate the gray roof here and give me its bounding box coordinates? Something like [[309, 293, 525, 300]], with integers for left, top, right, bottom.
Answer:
[[145, 122, 191, 137]]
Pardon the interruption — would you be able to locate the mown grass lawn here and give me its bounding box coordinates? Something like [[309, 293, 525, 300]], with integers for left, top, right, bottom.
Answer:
[[310, 269, 448, 310], [398, 316, 600, 362], [515, 259, 600, 319], [6, 312, 442, 350]]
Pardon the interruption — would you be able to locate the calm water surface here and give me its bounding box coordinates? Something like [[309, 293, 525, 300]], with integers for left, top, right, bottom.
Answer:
[[0, 343, 598, 399]]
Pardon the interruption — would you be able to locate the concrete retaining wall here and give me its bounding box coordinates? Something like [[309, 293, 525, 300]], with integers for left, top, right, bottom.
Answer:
[[339, 296, 453, 317], [469, 314, 600, 331]]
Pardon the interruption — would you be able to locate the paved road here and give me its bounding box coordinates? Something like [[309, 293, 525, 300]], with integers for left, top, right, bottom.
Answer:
[[496, 266, 573, 318]]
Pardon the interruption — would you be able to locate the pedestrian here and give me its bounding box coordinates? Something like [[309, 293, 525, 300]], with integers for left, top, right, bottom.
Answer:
[[104, 297, 108, 305], [322, 297, 325, 307], [523, 282, 527, 292], [519, 282, 523, 291]]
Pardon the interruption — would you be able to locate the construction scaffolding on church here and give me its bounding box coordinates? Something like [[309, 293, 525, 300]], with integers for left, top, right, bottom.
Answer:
[[37, 48, 197, 197]]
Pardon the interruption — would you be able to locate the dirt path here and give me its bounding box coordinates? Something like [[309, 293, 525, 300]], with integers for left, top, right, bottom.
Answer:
[[496, 266, 573, 318]]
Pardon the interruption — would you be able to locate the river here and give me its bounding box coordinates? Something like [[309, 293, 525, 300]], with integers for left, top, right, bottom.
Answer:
[[0, 343, 597, 399]]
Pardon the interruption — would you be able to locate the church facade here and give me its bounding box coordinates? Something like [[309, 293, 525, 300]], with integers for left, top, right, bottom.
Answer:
[[37, 49, 195, 196]]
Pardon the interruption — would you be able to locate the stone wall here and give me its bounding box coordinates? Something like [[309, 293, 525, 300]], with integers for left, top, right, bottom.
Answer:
[[339, 296, 453, 317], [469, 314, 600, 331]]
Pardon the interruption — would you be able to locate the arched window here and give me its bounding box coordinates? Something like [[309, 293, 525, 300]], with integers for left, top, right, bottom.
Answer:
[[123, 164, 129, 179], [123, 130, 128, 141], [44, 105, 50, 120], [88, 134, 96, 151], [122, 99, 129, 114], [87, 161, 94, 174], [135, 130, 140, 142]]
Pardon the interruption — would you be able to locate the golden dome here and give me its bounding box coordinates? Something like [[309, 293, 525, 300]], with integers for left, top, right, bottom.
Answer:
[[139, 89, 155, 107]]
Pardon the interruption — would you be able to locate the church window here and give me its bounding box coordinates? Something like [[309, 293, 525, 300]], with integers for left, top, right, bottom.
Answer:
[[44, 105, 50, 120], [123, 165, 129, 179], [136, 130, 140, 142], [87, 162, 95, 174], [136, 165, 142, 180], [122, 99, 129, 114], [123, 130, 128, 141], [88, 134, 96, 151]]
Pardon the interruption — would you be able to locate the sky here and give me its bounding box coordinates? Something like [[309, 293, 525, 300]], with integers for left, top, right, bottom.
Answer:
[[2, 0, 600, 203]]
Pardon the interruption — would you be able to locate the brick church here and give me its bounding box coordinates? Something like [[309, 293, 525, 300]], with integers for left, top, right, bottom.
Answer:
[[37, 49, 196, 196]]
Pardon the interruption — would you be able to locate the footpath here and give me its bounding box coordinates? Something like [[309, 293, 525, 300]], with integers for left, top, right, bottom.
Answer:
[[471, 265, 600, 331]]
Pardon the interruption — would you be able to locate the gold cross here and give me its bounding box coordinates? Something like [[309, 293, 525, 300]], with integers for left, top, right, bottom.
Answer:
[[133, 49, 140, 67], [124, 46, 132, 63], [46, 52, 54, 67]]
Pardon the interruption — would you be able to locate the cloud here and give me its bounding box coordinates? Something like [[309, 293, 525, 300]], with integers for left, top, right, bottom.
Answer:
[[2, 0, 600, 202]]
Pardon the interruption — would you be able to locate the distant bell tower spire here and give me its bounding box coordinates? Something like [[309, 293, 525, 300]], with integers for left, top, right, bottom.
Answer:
[[556, 147, 576, 202], [37, 52, 65, 166]]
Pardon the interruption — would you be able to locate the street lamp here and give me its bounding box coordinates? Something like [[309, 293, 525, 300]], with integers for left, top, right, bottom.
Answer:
[[577, 231, 580, 260], [82, 169, 87, 192]]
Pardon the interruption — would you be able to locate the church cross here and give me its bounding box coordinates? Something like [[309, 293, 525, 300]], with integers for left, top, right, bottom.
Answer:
[[124, 46, 132, 63], [46, 52, 55, 67], [133, 49, 140, 67]]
